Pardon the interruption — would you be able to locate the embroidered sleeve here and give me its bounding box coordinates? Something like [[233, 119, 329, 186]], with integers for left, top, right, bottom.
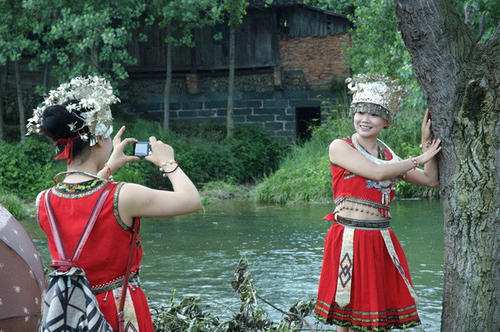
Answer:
[[113, 182, 131, 230]]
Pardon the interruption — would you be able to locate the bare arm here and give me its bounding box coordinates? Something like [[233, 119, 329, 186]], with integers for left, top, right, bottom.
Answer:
[[329, 138, 441, 182], [119, 167, 201, 220], [100, 130, 201, 226], [403, 110, 440, 187]]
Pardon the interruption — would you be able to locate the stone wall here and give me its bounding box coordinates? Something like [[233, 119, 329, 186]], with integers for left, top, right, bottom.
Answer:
[[125, 72, 336, 138]]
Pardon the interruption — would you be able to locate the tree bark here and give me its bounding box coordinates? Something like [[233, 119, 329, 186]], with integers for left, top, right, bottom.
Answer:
[[163, 35, 172, 131], [395, 1, 498, 330], [226, 25, 236, 138], [14, 60, 26, 141], [0, 65, 7, 140], [43, 61, 51, 93]]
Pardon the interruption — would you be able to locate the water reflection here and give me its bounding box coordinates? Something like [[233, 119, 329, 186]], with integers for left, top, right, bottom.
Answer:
[[25, 200, 443, 331]]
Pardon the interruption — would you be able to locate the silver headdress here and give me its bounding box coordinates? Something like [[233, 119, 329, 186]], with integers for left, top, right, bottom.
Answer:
[[346, 74, 405, 122], [26, 76, 119, 145]]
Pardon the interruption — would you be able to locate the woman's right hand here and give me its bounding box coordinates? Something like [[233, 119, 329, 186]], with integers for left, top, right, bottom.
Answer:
[[144, 136, 175, 166], [416, 138, 441, 164]]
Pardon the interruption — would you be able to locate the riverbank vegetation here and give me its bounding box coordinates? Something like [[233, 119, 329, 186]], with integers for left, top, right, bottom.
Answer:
[[152, 258, 316, 332], [0, 117, 287, 202]]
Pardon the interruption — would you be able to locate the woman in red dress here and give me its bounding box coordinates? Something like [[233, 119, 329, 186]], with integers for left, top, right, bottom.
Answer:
[[27, 76, 201, 331], [315, 75, 441, 331]]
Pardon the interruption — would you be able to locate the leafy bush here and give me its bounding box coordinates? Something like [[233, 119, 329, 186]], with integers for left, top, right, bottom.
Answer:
[[0, 118, 286, 200], [0, 138, 64, 199], [0, 191, 31, 221]]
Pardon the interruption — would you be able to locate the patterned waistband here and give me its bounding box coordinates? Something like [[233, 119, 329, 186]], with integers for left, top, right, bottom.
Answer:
[[91, 272, 140, 294], [336, 216, 390, 229]]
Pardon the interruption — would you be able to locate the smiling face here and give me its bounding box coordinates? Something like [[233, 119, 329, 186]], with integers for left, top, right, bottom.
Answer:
[[353, 111, 388, 139]]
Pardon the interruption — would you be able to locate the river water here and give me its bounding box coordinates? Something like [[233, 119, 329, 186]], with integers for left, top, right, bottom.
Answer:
[[27, 199, 443, 331]]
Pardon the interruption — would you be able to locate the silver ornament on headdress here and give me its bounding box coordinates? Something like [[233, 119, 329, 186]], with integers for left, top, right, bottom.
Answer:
[[26, 76, 119, 145], [346, 74, 405, 122]]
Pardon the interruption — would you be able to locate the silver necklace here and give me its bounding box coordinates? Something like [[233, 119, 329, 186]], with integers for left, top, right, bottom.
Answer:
[[351, 134, 401, 165]]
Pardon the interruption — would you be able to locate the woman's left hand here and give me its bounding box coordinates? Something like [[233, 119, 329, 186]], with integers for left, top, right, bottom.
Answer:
[[421, 109, 433, 150], [105, 126, 140, 173]]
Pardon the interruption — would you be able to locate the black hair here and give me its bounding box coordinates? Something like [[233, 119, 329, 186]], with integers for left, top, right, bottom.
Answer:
[[40, 100, 91, 160]]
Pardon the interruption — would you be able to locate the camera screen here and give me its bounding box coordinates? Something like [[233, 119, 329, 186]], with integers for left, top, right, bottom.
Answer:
[[135, 143, 149, 156]]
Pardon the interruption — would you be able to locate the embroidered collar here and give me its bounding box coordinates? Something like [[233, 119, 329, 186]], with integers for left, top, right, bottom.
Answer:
[[52, 179, 107, 198]]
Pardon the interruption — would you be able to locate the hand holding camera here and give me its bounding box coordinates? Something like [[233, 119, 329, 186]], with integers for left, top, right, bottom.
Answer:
[[143, 136, 176, 172], [105, 126, 140, 174]]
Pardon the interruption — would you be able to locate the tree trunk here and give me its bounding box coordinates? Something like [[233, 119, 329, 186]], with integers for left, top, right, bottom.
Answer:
[[163, 37, 172, 131], [14, 60, 26, 141], [226, 25, 236, 138], [395, 1, 498, 331], [43, 61, 50, 93], [0, 65, 7, 140]]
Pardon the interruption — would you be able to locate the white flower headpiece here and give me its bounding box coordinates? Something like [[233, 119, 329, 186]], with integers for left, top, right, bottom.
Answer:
[[346, 74, 405, 121], [27, 76, 119, 146]]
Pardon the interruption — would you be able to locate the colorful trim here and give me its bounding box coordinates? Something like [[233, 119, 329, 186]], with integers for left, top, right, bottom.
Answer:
[[380, 229, 418, 302], [92, 272, 140, 294], [316, 300, 417, 314], [335, 226, 354, 307], [316, 315, 420, 332], [336, 216, 390, 229], [113, 182, 130, 230], [315, 302, 421, 331], [335, 196, 389, 210], [52, 179, 107, 199]]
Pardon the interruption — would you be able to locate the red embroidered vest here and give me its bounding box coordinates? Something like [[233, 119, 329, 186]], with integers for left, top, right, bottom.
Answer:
[[37, 180, 142, 289], [325, 138, 396, 221]]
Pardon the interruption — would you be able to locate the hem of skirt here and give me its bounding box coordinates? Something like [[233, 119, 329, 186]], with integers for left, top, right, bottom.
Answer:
[[315, 313, 421, 331]]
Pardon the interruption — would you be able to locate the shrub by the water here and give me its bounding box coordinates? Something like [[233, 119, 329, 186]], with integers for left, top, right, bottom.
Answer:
[[0, 191, 31, 221], [0, 118, 286, 201], [256, 99, 437, 204], [0, 138, 64, 199]]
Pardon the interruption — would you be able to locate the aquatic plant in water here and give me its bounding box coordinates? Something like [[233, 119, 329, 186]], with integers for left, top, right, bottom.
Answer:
[[153, 258, 315, 331]]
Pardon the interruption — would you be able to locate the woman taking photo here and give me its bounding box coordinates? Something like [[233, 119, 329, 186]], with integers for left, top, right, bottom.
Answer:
[[315, 75, 441, 331], [27, 76, 201, 331]]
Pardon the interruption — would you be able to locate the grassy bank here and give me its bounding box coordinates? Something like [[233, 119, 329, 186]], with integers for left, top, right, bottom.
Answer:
[[255, 100, 437, 204]]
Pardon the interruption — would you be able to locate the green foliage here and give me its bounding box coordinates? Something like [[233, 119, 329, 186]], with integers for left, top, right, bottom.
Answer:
[[23, 0, 146, 89], [0, 137, 63, 199], [153, 258, 315, 331], [114, 118, 287, 188], [221, 0, 249, 27], [0, 191, 30, 221], [201, 181, 252, 202], [0, 1, 38, 64], [153, 293, 221, 332], [151, 0, 221, 46], [0, 117, 285, 200]]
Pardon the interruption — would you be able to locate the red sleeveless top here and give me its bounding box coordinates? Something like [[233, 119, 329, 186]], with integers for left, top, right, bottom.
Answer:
[[37, 180, 142, 289], [325, 138, 396, 220]]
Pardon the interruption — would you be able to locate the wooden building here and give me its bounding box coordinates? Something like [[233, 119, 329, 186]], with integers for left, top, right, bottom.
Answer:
[[125, 1, 351, 139]]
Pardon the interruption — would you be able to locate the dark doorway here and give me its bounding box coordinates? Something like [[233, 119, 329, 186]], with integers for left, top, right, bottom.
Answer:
[[296, 107, 321, 141]]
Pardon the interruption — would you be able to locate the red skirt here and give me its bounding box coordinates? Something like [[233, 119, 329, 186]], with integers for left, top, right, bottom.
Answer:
[[315, 222, 421, 330], [96, 286, 154, 331]]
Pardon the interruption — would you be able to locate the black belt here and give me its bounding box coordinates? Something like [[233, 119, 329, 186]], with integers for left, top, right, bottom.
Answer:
[[336, 216, 390, 229]]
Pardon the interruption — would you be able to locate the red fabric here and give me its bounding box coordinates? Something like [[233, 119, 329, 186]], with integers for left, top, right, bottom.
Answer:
[[54, 137, 77, 164], [37, 182, 154, 331], [316, 138, 420, 329], [315, 224, 420, 329], [327, 138, 395, 220]]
